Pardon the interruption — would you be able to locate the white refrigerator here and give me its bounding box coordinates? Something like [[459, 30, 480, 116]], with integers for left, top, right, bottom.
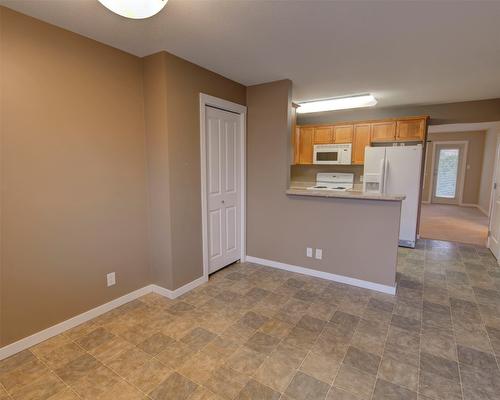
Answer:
[[363, 144, 423, 248]]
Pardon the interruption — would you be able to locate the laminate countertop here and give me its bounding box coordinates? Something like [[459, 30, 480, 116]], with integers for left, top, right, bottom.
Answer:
[[287, 182, 405, 202]]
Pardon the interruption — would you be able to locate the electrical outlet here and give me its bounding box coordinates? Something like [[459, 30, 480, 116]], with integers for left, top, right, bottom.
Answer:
[[315, 248, 323, 260], [306, 247, 313, 258], [107, 272, 116, 287]]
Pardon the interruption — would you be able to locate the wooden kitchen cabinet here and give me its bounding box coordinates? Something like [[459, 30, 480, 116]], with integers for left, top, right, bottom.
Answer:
[[371, 121, 396, 142], [333, 125, 353, 143], [313, 126, 333, 144], [397, 118, 426, 141], [352, 124, 371, 164], [294, 115, 428, 165], [298, 127, 314, 164]]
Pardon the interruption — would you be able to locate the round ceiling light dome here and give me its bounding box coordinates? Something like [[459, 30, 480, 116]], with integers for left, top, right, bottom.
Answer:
[[98, 0, 168, 19]]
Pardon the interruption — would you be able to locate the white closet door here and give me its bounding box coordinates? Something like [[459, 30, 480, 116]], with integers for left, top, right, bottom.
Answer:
[[206, 106, 241, 273]]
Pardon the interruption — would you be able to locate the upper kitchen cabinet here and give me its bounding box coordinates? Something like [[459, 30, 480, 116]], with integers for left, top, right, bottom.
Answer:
[[294, 115, 428, 165], [333, 125, 353, 143], [313, 126, 333, 144], [298, 127, 314, 164], [352, 124, 371, 164], [396, 118, 426, 141], [370, 121, 396, 142]]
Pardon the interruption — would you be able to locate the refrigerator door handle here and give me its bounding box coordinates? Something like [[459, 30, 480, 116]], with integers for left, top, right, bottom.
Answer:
[[383, 158, 389, 194], [378, 158, 385, 193]]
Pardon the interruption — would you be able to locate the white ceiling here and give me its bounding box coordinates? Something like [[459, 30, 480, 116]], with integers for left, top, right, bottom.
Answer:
[[2, 0, 500, 107]]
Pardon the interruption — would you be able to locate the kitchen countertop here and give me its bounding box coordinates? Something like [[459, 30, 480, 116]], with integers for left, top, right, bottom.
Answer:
[[287, 182, 405, 201]]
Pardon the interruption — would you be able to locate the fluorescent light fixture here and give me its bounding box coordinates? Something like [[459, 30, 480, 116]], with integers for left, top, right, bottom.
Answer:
[[97, 0, 168, 19], [296, 94, 377, 114]]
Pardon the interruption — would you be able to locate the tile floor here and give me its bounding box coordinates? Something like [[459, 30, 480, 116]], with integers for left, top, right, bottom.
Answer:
[[1, 239, 500, 400]]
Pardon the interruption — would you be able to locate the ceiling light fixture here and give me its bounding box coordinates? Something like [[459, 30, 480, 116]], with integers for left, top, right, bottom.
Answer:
[[296, 94, 377, 114], [97, 0, 168, 19]]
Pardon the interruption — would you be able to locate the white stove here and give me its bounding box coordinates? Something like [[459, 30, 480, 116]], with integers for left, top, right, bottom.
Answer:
[[307, 172, 354, 191]]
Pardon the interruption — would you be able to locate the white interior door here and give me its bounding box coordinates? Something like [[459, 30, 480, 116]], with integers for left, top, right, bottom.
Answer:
[[489, 143, 500, 259], [431, 143, 465, 205], [206, 106, 241, 274]]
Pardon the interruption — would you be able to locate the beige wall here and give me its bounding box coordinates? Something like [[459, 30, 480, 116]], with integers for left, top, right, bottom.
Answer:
[[143, 52, 246, 289], [298, 98, 500, 126], [0, 7, 246, 347], [0, 8, 150, 345], [143, 53, 174, 289], [422, 131, 485, 205], [163, 52, 246, 288], [247, 80, 400, 287]]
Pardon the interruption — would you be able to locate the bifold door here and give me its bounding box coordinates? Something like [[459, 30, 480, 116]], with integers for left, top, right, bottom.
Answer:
[[205, 106, 241, 274]]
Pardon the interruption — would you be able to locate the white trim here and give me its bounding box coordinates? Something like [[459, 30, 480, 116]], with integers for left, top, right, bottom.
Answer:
[[0, 274, 209, 360], [460, 202, 489, 216], [0, 285, 153, 361], [427, 140, 468, 204], [428, 122, 500, 134], [488, 139, 500, 254], [151, 275, 208, 299], [246, 256, 396, 295], [199, 94, 247, 279]]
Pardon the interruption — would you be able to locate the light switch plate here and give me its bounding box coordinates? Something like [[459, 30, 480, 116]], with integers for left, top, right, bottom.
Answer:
[[315, 249, 323, 260], [107, 272, 116, 287], [306, 247, 313, 258]]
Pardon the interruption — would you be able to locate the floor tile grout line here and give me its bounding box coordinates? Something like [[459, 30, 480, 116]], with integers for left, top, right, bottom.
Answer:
[[0, 381, 14, 400], [27, 346, 84, 400], [324, 309, 363, 400], [368, 301, 396, 400], [460, 247, 500, 395], [3, 242, 497, 400], [69, 316, 157, 399], [442, 245, 466, 400]]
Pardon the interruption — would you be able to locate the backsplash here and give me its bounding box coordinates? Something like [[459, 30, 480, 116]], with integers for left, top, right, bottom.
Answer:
[[290, 164, 364, 184]]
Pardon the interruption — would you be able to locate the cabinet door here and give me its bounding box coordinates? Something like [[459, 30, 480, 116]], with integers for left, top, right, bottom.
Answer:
[[299, 127, 314, 164], [334, 125, 353, 143], [352, 124, 371, 164], [397, 118, 426, 141], [313, 126, 334, 144], [371, 121, 396, 142]]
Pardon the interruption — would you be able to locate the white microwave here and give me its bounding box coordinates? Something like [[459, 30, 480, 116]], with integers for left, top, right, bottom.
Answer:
[[313, 144, 352, 165]]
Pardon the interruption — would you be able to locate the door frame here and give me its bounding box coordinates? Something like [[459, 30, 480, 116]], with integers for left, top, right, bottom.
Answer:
[[428, 140, 468, 205], [487, 139, 500, 253], [199, 93, 247, 279]]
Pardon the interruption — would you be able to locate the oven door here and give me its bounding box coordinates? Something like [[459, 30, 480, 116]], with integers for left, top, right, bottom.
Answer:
[[314, 148, 341, 164]]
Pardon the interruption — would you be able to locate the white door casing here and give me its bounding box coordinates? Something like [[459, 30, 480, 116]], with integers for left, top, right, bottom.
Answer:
[[206, 107, 241, 273], [200, 94, 246, 278], [488, 142, 500, 260], [427, 141, 468, 205]]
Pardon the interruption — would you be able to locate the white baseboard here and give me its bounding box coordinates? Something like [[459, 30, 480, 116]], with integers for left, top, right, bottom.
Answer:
[[0, 285, 153, 361], [246, 256, 396, 295], [152, 275, 208, 299], [0, 275, 208, 361], [477, 205, 489, 216], [460, 202, 489, 216]]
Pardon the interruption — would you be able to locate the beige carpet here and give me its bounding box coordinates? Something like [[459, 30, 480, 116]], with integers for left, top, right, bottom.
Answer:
[[419, 203, 489, 246]]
